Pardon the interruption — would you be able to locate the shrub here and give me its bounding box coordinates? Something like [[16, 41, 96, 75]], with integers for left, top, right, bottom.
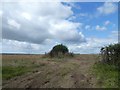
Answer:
[[49, 44, 69, 57], [100, 43, 120, 65], [43, 44, 74, 58]]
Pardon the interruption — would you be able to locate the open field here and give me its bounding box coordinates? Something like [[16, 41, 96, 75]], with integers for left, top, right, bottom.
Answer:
[[2, 54, 118, 88]]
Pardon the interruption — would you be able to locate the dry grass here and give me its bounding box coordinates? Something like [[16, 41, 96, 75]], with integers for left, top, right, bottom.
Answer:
[[2, 55, 43, 66], [2, 54, 99, 88]]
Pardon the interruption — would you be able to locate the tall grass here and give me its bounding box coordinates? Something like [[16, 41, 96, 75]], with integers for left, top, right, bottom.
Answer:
[[2, 55, 45, 80], [2, 66, 30, 80], [92, 62, 118, 88]]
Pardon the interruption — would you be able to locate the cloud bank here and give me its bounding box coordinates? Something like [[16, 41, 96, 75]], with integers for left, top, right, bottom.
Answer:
[[2, 2, 85, 44]]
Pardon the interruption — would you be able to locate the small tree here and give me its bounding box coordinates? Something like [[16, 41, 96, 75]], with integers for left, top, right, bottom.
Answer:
[[49, 44, 69, 57]]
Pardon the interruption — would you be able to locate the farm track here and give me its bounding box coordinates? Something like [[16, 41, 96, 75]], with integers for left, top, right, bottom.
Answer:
[[2, 54, 99, 88]]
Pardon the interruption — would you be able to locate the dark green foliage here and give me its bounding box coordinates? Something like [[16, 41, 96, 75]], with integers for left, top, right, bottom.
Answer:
[[100, 43, 120, 65], [52, 44, 68, 54], [94, 43, 120, 88], [49, 44, 68, 57], [49, 44, 73, 58]]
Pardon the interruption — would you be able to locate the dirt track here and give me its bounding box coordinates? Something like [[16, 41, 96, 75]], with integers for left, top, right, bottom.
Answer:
[[2, 54, 99, 88]]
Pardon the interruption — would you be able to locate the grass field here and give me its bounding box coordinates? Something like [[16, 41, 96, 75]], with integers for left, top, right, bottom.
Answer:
[[2, 54, 119, 88], [92, 62, 119, 88], [2, 55, 46, 80]]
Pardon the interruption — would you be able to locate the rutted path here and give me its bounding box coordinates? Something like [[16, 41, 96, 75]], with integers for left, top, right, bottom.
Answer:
[[3, 54, 99, 88]]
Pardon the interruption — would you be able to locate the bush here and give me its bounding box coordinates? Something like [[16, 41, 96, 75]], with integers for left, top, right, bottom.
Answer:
[[93, 43, 120, 88], [45, 44, 74, 58], [49, 44, 69, 57], [100, 43, 120, 65]]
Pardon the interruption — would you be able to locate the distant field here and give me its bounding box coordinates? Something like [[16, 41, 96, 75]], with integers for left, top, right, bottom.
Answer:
[[2, 54, 45, 80], [2, 54, 118, 88]]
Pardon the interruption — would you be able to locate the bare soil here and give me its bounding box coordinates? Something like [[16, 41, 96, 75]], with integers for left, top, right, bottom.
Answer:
[[2, 54, 99, 88]]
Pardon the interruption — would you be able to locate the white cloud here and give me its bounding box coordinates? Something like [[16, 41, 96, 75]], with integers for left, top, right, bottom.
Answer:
[[68, 13, 89, 21], [104, 20, 110, 25], [49, 20, 85, 42], [96, 25, 107, 31], [7, 19, 21, 29], [110, 30, 118, 38], [68, 37, 117, 54], [78, 13, 88, 17], [68, 16, 76, 21], [21, 12, 32, 21], [65, 2, 81, 9], [85, 25, 91, 30], [2, 2, 85, 44], [0, 10, 3, 16], [2, 39, 56, 54], [97, 2, 117, 15], [2, 32, 118, 54]]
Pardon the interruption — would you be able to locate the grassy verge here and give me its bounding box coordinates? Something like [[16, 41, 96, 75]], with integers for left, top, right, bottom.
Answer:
[[2, 66, 32, 80], [2, 63, 45, 80], [92, 62, 118, 88]]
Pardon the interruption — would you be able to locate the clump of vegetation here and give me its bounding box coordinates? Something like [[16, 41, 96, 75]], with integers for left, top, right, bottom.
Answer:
[[93, 63, 118, 88], [50, 44, 69, 56], [100, 43, 120, 65], [92, 43, 120, 88], [45, 44, 74, 58]]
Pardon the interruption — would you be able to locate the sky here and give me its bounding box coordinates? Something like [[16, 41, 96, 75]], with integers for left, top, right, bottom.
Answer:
[[1, 1, 118, 54]]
